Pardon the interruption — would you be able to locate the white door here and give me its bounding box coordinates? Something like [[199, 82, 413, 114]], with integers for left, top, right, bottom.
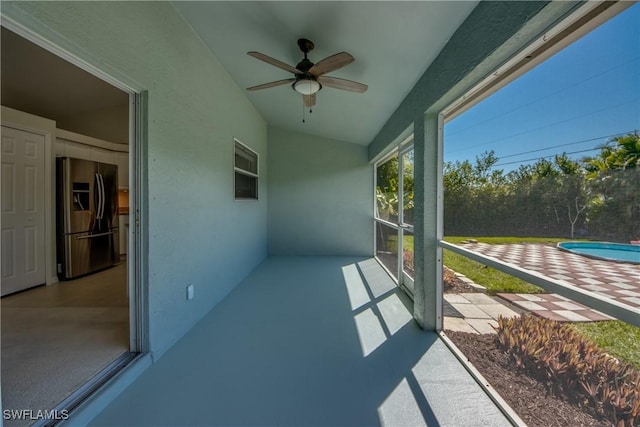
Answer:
[[1, 126, 46, 296]]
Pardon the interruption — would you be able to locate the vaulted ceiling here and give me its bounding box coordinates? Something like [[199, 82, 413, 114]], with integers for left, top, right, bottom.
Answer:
[[2, 2, 483, 147], [172, 1, 480, 145]]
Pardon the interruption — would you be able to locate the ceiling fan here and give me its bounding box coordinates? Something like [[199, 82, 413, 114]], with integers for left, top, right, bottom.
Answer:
[[246, 38, 367, 108]]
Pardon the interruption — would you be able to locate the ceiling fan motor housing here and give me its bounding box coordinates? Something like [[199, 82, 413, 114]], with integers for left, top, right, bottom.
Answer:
[[296, 58, 314, 73], [294, 40, 320, 93]]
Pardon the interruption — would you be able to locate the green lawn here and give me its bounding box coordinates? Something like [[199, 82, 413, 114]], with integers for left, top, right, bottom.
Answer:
[[443, 250, 543, 294], [573, 321, 640, 369], [392, 235, 564, 293], [441, 236, 590, 293], [441, 236, 556, 294]]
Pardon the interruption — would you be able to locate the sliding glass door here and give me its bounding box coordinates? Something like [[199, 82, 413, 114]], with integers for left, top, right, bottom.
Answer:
[[375, 142, 415, 295]]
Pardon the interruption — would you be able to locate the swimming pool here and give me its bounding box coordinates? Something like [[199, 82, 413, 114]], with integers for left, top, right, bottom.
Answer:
[[557, 242, 640, 264]]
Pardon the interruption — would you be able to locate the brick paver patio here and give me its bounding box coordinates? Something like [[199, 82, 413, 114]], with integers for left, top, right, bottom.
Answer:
[[497, 292, 614, 322], [462, 243, 640, 311]]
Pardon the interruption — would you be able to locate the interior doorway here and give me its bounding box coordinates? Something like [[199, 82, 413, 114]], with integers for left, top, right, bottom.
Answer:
[[1, 25, 141, 423], [374, 138, 415, 296]]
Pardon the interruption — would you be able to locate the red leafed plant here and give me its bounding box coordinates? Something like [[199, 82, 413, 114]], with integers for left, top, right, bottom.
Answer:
[[496, 315, 640, 426]]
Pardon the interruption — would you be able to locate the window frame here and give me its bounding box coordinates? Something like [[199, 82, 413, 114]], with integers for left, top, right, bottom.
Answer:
[[374, 135, 416, 296], [233, 138, 259, 201], [437, 1, 638, 328]]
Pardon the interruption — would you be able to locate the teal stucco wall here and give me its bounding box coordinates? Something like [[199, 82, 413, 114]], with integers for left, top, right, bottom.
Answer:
[[2, 1, 268, 357], [268, 127, 373, 256]]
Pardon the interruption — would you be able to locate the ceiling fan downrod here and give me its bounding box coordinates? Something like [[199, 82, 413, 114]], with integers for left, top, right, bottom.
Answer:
[[296, 39, 315, 74]]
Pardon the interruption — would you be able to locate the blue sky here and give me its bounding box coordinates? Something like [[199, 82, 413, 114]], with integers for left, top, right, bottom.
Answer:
[[444, 3, 639, 171]]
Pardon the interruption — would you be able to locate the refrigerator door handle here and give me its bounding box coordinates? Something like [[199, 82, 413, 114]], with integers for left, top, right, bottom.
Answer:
[[95, 173, 101, 220], [101, 172, 105, 220], [99, 173, 105, 220], [75, 230, 117, 240], [95, 172, 105, 220]]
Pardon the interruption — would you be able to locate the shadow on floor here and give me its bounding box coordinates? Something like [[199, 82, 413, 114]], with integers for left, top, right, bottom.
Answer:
[[91, 257, 508, 427]]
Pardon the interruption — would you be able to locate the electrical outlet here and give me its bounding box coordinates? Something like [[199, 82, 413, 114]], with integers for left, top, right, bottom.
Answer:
[[186, 284, 194, 300]]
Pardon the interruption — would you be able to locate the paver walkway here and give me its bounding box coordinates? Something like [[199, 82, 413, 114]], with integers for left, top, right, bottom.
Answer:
[[461, 243, 640, 310], [497, 292, 613, 322], [444, 293, 519, 334]]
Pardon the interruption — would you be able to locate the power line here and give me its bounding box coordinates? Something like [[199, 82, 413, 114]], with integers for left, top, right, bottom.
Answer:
[[492, 147, 602, 169], [447, 98, 639, 154], [446, 56, 639, 138], [498, 130, 636, 160]]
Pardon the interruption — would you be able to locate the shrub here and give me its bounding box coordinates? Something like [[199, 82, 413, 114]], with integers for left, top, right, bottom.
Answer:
[[496, 315, 640, 426], [403, 249, 414, 275]]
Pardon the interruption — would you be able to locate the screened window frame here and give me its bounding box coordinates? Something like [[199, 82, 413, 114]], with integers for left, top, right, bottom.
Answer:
[[233, 138, 259, 200], [373, 135, 416, 296]]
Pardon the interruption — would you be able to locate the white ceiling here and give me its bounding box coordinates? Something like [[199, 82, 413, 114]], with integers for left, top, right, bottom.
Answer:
[[173, 1, 479, 145]]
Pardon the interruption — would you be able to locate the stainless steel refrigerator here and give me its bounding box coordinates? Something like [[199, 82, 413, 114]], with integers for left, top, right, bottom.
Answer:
[[56, 157, 119, 280]]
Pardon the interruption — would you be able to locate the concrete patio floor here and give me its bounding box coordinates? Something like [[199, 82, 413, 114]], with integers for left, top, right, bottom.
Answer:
[[90, 257, 511, 427]]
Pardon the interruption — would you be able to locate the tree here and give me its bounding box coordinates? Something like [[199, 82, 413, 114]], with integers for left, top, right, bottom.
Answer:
[[584, 132, 640, 175], [376, 156, 399, 220], [442, 132, 638, 241], [582, 132, 640, 240], [567, 196, 587, 238], [555, 153, 582, 175], [614, 132, 640, 169], [376, 152, 415, 221]]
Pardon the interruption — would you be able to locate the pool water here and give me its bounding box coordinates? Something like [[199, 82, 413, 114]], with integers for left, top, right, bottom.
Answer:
[[558, 242, 640, 264]]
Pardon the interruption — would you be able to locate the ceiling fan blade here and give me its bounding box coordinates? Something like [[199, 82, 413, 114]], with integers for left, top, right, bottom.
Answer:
[[309, 52, 354, 76], [318, 76, 368, 93], [247, 51, 302, 75], [247, 78, 295, 91], [303, 94, 316, 107]]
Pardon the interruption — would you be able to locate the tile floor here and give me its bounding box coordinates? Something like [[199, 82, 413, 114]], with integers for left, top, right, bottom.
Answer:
[[1, 263, 129, 427]]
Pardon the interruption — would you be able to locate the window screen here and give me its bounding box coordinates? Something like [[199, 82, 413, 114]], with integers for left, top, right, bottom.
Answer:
[[234, 139, 258, 200]]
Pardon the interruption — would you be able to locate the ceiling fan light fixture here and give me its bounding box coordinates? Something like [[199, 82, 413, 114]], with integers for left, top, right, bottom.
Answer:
[[293, 78, 320, 95]]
